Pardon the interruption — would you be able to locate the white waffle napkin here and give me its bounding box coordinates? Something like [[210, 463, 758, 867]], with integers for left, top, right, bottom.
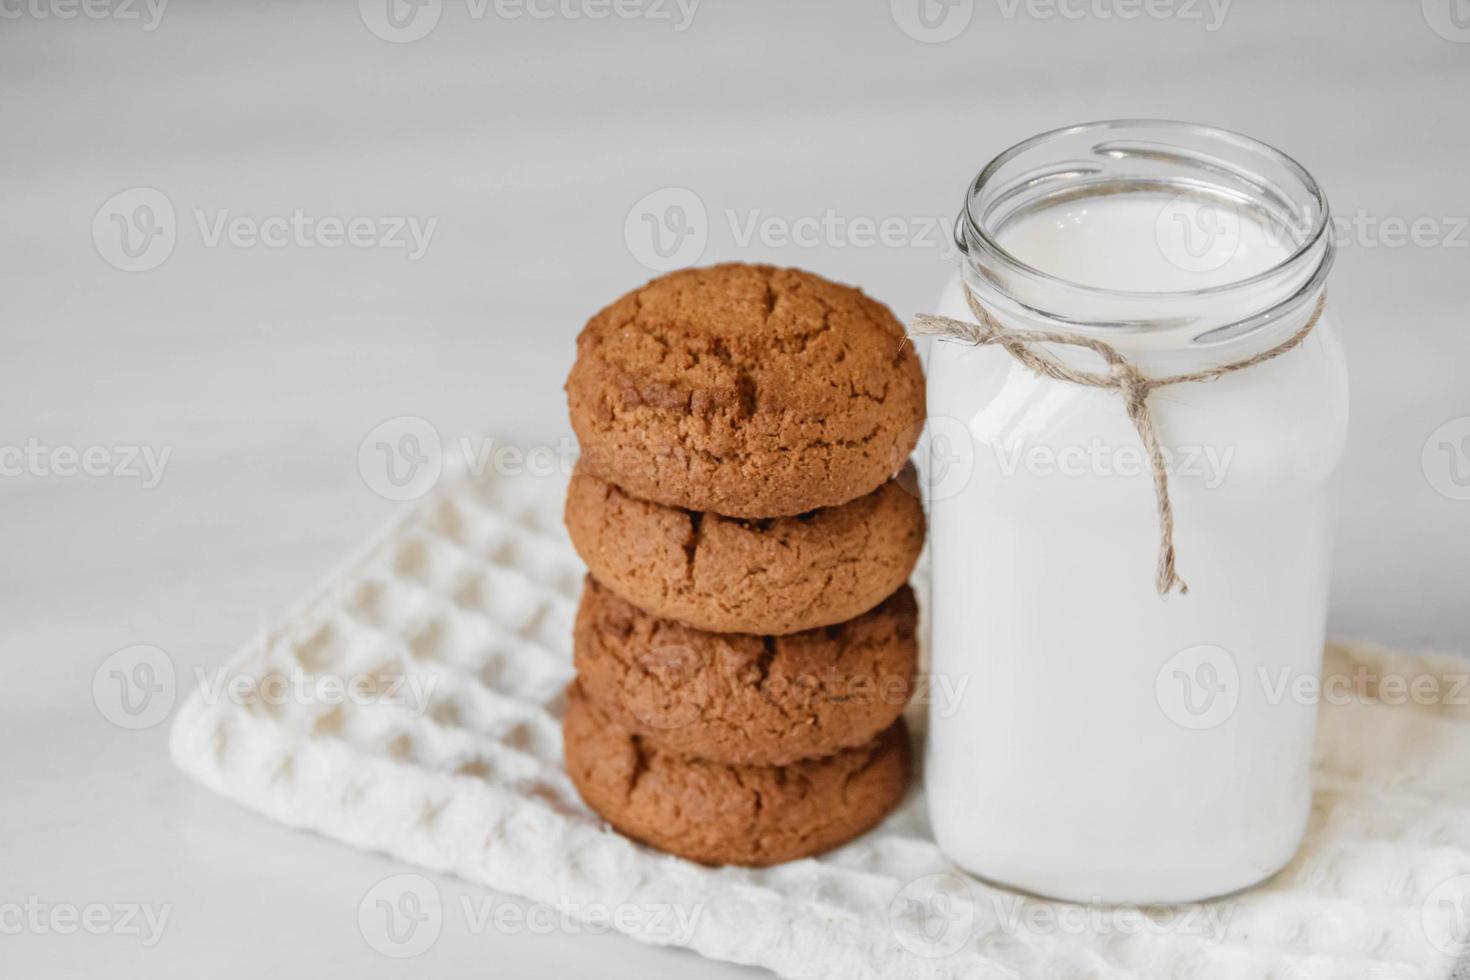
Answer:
[[169, 464, 1470, 980]]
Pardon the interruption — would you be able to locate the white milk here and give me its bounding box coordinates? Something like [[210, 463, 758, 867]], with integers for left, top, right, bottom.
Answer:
[[999, 194, 1292, 292], [925, 191, 1347, 903]]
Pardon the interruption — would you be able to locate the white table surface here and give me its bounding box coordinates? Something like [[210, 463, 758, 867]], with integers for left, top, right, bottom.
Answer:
[[3, 1, 1468, 976]]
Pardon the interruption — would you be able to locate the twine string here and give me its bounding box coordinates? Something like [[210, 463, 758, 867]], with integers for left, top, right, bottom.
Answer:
[[910, 289, 1328, 597]]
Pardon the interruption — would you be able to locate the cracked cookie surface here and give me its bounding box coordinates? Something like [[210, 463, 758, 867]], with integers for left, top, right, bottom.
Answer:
[[564, 465, 925, 635], [572, 576, 917, 766], [565, 263, 926, 517], [562, 681, 911, 867]]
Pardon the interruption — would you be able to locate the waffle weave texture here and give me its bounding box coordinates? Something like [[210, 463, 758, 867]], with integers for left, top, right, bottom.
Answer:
[[170, 465, 1470, 980]]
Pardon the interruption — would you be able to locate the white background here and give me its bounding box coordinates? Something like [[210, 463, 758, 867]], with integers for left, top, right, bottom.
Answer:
[[3, 0, 1468, 976]]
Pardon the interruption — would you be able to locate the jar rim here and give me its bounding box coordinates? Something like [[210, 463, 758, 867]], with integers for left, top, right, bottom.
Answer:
[[958, 120, 1335, 343]]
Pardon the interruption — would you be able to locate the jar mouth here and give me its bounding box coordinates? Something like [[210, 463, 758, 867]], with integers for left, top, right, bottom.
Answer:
[[958, 120, 1335, 343]]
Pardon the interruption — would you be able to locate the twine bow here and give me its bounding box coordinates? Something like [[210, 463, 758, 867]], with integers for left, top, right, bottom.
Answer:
[[911, 288, 1328, 597]]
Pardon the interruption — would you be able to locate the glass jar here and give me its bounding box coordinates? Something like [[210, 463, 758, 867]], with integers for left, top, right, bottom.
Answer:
[[923, 121, 1347, 904]]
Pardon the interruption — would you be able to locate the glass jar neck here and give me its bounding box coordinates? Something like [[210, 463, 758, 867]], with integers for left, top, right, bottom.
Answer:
[[956, 121, 1334, 373]]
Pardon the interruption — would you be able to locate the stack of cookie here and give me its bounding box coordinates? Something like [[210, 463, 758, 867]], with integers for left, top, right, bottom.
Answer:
[[561, 263, 927, 866]]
